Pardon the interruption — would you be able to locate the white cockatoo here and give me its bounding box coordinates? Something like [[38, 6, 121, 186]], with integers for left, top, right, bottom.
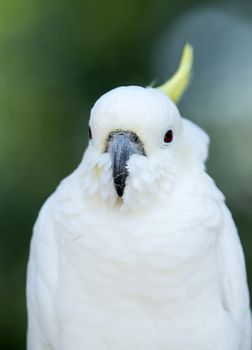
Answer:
[[27, 45, 251, 350]]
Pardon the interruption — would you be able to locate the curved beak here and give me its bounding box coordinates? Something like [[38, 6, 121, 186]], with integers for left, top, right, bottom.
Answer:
[[106, 131, 145, 197]]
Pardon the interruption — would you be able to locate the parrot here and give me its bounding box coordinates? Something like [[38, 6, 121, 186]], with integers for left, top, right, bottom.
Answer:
[[26, 44, 251, 350]]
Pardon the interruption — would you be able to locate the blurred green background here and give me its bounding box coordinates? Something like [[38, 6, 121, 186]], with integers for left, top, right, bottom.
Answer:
[[1, 0, 252, 349]]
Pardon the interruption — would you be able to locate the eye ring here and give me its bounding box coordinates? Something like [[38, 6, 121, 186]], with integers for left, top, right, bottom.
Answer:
[[88, 126, 92, 140], [164, 129, 173, 143]]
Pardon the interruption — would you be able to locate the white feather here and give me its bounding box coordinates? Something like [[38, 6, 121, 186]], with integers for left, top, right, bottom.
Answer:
[[27, 86, 251, 350]]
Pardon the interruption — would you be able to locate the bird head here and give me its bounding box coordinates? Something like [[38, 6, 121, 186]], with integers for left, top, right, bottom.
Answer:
[[81, 45, 209, 210]]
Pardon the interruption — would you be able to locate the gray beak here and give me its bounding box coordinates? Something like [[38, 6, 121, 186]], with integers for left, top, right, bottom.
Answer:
[[106, 131, 145, 197]]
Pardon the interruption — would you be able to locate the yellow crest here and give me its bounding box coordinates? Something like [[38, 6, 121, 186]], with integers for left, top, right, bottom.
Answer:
[[157, 44, 193, 103]]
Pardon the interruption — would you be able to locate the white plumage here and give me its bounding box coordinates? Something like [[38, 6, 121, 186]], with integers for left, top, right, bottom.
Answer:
[[27, 85, 251, 349]]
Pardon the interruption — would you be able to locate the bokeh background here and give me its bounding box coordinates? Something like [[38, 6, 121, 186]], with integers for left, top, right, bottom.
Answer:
[[1, 0, 252, 348]]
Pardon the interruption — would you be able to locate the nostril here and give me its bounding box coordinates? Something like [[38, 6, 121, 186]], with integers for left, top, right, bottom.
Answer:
[[107, 131, 141, 146], [133, 135, 139, 143]]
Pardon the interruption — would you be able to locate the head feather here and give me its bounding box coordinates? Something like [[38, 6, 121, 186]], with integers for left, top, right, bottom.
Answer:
[[157, 43, 193, 103]]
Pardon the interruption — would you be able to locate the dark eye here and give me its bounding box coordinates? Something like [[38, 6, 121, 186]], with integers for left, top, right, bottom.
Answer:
[[88, 126, 92, 140], [164, 129, 173, 143]]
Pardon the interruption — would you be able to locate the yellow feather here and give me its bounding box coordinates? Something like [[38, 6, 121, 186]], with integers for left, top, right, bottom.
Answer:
[[157, 43, 193, 103]]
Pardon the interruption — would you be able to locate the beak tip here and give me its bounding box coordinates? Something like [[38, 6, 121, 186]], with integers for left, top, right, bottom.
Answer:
[[115, 187, 124, 197], [114, 181, 125, 197]]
